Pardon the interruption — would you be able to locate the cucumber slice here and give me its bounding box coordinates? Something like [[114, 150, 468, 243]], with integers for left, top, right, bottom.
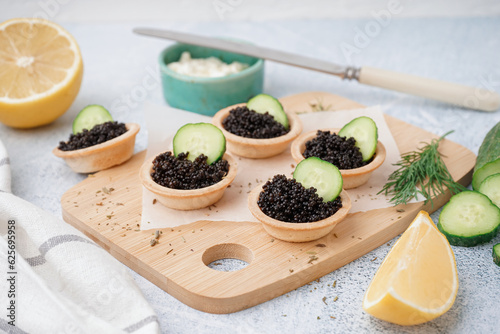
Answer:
[[493, 243, 500, 267], [173, 123, 226, 165], [437, 191, 500, 247], [472, 121, 500, 190], [247, 94, 289, 130], [479, 173, 500, 208], [72, 105, 113, 134], [293, 157, 343, 202], [338, 116, 378, 162]]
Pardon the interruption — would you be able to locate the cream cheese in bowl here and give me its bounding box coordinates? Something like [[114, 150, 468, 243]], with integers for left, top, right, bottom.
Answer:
[[167, 51, 249, 78], [159, 43, 264, 115]]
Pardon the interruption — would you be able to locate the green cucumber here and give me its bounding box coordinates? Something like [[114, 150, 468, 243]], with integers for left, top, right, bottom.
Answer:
[[437, 191, 500, 247], [338, 116, 378, 161], [493, 243, 500, 267], [247, 94, 289, 130], [293, 157, 343, 202], [72, 105, 113, 134], [472, 121, 500, 190], [479, 173, 500, 208], [173, 123, 226, 165]]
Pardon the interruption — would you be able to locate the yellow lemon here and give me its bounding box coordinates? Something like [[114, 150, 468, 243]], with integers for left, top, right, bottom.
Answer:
[[0, 18, 83, 128], [363, 211, 458, 326]]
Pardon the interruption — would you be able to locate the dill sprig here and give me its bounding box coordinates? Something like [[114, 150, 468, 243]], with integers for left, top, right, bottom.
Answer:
[[378, 131, 466, 206]]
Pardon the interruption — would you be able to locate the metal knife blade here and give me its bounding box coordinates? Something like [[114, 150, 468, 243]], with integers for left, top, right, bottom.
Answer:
[[133, 27, 500, 111], [133, 27, 353, 79]]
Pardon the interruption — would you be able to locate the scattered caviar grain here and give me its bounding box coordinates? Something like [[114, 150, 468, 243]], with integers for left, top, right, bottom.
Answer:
[[222, 106, 288, 138], [58, 121, 127, 151], [303, 130, 369, 169], [258, 175, 342, 223], [151, 152, 229, 190]]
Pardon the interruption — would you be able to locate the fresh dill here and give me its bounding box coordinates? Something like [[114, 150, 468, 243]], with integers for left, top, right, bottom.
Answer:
[[378, 131, 466, 206]]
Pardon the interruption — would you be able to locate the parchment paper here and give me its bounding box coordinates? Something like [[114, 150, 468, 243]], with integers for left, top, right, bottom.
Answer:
[[140, 102, 411, 230]]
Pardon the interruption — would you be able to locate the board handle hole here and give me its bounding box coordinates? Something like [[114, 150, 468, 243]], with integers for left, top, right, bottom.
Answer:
[[202, 243, 253, 272]]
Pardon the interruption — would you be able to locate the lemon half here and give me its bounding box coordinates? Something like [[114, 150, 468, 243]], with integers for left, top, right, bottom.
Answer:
[[0, 18, 83, 128]]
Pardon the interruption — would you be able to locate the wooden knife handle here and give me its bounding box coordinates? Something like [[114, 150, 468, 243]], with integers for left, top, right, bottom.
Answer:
[[358, 66, 500, 112]]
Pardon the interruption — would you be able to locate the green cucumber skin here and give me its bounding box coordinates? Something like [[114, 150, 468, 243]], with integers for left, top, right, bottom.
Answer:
[[293, 157, 343, 202], [247, 94, 289, 130], [72, 105, 113, 134], [472, 121, 500, 190], [437, 191, 500, 247], [438, 226, 500, 247], [338, 116, 378, 162], [478, 173, 500, 208], [173, 123, 226, 165], [493, 244, 500, 267]]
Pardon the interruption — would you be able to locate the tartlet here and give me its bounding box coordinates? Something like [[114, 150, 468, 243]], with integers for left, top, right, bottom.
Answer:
[[290, 128, 386, 189], [212, 103, 303, 159], [53, 123, 140, 173], [248, 185, 351, 243], [140, 153, 237, 210]]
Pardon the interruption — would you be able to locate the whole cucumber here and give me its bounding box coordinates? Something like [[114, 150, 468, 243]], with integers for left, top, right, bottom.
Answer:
[[472, 121, 500, 190]]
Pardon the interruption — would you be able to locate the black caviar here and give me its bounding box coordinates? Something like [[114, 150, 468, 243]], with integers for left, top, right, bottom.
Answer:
[[58, 121, 127, 151], [303, 130, 368, 169], [151, 152, 229, 190], [222, 106, 289, 139], [258, 174, 342, 223]]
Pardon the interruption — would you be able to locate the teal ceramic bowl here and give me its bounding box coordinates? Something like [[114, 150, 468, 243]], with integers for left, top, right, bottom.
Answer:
[[159, 43, 264, 116]]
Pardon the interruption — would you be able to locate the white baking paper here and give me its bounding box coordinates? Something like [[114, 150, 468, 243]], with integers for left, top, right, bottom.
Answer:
[[141, 102, 411, 230]]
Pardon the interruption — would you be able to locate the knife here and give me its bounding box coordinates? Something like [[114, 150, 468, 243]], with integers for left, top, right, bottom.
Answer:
[[133, 28, 499, 112]]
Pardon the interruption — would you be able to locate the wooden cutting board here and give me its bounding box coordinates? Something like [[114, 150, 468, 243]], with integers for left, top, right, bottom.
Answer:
[[61, 92, 475, 314]]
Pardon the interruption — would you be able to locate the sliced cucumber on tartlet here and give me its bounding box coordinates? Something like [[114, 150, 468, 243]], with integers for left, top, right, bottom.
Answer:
[[293, 157, 343, 202], [338, 116, 378, 162], [247, 94, 289, 130], [72, 105, 114, 134], [173, 123, 226, 165]]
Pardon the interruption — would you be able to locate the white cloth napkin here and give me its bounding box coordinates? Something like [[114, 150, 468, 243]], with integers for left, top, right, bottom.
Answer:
[[0, 141, 159, 333]]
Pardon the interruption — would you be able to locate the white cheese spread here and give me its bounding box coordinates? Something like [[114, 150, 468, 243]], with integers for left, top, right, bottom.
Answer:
[[167, 51, 249, 78]]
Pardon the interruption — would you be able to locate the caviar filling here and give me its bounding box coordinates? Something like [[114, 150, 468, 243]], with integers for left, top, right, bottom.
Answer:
[[58, 121, 127, 151], [222, 106, 289, 139], [258, 174, 342, 223], [303, 130, 370, 169], [151, 152, 229, 190]]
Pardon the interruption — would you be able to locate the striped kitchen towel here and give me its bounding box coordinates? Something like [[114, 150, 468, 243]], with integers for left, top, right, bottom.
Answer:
[[0, 140, 160, 333]]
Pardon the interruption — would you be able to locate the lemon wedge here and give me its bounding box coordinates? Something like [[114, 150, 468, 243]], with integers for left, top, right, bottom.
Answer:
[[363, 210, 458, 326], [0, 18, 83, 128]]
